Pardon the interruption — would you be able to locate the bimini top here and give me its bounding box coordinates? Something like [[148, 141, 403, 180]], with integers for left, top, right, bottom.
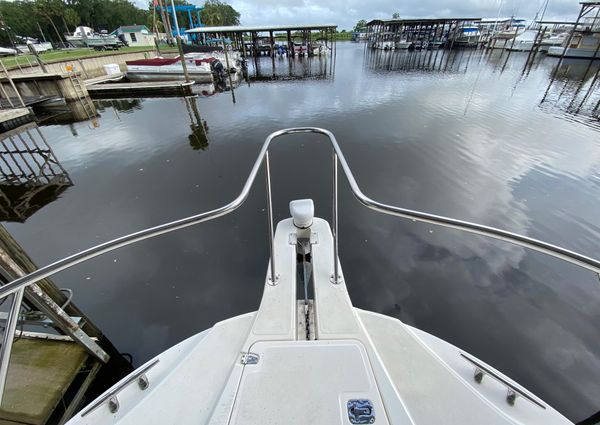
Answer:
[[186, 24, 337, 33]]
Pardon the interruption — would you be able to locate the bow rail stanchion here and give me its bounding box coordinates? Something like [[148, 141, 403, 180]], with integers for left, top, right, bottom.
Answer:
[[1, 127, 600, 298]]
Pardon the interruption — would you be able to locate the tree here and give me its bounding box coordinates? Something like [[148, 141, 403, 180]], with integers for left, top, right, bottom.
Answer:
[[63, 8, 79, 33], [0, 1, 40, 44], [33, 0, 66, 42], [353, 19, 366, 32], [202, 0, 240, 26], [392, 12, 400, 19]]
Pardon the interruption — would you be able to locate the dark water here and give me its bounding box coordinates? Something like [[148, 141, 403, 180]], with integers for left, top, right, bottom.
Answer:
[[4, 43, 600, 421]]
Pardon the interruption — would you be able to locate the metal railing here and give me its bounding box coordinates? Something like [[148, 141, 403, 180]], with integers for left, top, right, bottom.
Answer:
[[1, 127, 600, 404], [1, 126, 600, 294]]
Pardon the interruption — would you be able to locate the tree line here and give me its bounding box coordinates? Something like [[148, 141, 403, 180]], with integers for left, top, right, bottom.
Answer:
[[0, 0, 240, 46]]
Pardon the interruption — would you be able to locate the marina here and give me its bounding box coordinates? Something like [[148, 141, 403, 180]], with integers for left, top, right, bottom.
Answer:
[[0, 0, 599, 422], [0, 43, 597, 423]]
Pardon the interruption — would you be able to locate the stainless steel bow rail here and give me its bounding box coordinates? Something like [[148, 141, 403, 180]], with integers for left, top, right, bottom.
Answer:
[[1, 127, 600, 404]]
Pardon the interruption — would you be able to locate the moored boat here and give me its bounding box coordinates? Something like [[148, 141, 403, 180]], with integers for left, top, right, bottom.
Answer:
[[66, 26, 121, 50], [547, 31, 600, 59], [539, 33, 568, 52], [506, 30, 538, 51], [125, 56, 216, 83], [395, 40, 413, 49], [0, 128, 588, 424], [451, 26, 481, 47]]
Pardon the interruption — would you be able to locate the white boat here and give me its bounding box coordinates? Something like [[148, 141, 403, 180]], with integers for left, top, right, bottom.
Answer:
[[292, 42, 310, 56], [125, 55, 215, 83], [547, 32, 600, 59], [395, 40, 413, 49], [2, 128, 593, 424], [506, 30, 538, 51], [309, 42, 330, 56], [373, 32, 396, 50], [0, 128, 588, 424], [0, 47, 17, 56], [540, 33, 568, 52], [374, 40, 395, 50], [16, 41, 53, 54], [66, 26, 121, 50], [451, 26, 481, 47], [187, 51, 243, 73]]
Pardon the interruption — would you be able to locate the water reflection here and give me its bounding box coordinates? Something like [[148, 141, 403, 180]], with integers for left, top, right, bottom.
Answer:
[[540, 59, 600, 123], [94, 99, 144, 114], [0, 123, 72, 222], [183, 96, 209, 150], [247, 55, 334, 82], [365, 48, 478, 74], [37, 99, 100, 126]]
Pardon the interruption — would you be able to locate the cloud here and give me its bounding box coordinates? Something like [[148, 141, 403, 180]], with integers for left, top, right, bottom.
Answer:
[[227, 0, 579, 30], [138, 0, 580, 31]]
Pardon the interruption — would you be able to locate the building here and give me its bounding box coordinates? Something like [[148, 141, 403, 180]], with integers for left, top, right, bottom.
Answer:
[[111, 25, 157, 47]]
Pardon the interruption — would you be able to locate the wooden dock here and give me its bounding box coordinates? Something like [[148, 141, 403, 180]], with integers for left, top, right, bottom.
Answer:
[[0, 225, 133, 423], [0, 108, 33, 132], [84, 72, 125, 86], [0, 95, 59, 109], [0, 338, 98, 424], [86, 80, 195, 98]]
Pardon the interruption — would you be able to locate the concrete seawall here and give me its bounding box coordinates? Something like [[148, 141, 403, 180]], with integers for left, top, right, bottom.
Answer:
[[9, 51, 154, 79]]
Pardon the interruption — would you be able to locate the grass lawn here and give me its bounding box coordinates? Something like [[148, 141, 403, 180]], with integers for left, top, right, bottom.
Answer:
[[1, 45, 178, 70]]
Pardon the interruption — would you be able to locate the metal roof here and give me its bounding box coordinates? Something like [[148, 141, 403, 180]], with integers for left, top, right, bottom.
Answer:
[[115, 25, 149, 33], [186, 24, 337, 33], [367, 18, 481, 26], [536, 20, 578, 24]]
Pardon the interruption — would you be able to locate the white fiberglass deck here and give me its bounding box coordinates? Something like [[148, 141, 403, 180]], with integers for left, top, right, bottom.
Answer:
[[67, 216, 573, 425]]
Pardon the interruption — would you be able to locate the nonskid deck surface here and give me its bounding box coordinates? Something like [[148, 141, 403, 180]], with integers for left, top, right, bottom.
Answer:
[[67, 216, 573, 425]]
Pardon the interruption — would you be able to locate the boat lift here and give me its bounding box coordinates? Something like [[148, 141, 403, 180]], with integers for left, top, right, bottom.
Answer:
[[155, 4, 204, 40]]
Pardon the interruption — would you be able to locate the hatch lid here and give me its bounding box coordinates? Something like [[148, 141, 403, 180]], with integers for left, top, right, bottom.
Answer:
[[229, 340, 389, 425]]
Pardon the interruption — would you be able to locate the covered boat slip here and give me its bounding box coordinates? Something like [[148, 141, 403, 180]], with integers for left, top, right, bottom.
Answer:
[[365, 18, 482, 49], [66, 217, 572, 424], [546, 2, 600, 59], [185, 24, 338, 58]]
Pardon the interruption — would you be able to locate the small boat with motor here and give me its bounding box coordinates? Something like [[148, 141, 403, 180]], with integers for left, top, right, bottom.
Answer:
[[125, 54, 233, 83], [395, 39, 413, 49], [507, 31, 568, 52], [1, 128, 595, 424], [451, 26, 482, 47], [65, 26, 121, 50]]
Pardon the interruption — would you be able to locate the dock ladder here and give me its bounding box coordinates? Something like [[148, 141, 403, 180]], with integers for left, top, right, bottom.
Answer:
[[65, 66, 97, 123]]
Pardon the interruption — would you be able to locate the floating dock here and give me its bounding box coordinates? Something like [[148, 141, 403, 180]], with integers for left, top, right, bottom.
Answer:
[[86, 80, 194, 98]]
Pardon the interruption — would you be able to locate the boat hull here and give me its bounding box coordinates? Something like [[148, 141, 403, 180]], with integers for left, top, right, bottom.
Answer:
[[65, 216, 574, 425], [547, 46, 600, 59], [395, 41, 413, 49]]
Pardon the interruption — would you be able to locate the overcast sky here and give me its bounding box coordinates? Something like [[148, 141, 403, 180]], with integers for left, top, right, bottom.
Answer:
[[145, 0, 581, 31]]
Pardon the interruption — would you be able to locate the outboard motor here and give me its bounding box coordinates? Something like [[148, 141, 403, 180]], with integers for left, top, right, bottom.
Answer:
[[210, 59, 225, 78]]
